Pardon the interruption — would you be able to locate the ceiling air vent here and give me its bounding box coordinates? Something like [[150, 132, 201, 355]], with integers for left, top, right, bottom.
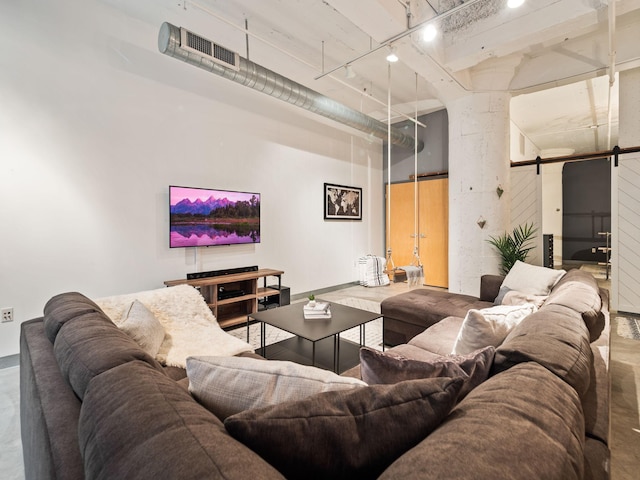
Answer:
[[180, 28, 239, 71]]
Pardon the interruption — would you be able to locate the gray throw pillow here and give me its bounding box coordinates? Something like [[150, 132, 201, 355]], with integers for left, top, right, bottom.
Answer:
[[360, 345, 495, 399], [224, 377, 463, 480], [187, 356, 366, 419], [119, 300, 165, 357]]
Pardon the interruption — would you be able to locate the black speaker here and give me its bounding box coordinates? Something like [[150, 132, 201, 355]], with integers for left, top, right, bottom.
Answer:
[[543, 234, 554, 268], [260, 285, 290, 309]]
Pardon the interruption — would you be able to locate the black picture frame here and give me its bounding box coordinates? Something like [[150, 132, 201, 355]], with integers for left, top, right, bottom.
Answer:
[[324, 183, 362, 220]]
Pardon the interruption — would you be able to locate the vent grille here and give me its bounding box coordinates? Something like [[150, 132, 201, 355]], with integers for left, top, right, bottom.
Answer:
[[180, 28, 239, 71], [186, 31, 212, 56], [213, 44, 237, 67]]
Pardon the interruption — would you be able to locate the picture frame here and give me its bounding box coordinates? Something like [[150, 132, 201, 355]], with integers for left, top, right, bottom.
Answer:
[[324, 183, 362, 220]]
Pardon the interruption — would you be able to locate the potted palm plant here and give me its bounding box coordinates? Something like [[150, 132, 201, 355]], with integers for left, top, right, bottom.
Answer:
[[487, 223, 537, 275]]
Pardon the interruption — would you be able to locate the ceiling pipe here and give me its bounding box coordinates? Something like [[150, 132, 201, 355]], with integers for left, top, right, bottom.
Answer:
[[158, 22, 423, 152]]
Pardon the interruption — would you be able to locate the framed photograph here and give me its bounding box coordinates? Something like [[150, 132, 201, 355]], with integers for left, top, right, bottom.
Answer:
[[324, 183, 362, 220]]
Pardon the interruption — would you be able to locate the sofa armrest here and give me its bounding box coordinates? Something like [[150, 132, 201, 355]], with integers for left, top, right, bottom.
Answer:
[[479, 275, 504, 302]]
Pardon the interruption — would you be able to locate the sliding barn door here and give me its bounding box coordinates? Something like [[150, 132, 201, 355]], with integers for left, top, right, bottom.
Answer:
[[386, 178, 448, 288]]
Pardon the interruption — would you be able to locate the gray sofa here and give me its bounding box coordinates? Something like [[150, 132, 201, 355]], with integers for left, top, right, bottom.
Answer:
[[369, 268, 610, 480], [381, 274, 504, 346], [20, 268, 609, 479]]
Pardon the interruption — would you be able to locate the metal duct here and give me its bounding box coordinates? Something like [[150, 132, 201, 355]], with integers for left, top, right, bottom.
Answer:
[[158, 22, 423, 151]]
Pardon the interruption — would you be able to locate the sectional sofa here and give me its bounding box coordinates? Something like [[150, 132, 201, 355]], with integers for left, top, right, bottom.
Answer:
[[20, 265, 609, 479]]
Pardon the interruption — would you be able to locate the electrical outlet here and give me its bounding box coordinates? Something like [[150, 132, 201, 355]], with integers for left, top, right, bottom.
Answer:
[[1, 308, 13, 323]]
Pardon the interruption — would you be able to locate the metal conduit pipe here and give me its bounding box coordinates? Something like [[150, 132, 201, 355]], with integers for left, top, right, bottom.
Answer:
[[158, 22, 423, 152]]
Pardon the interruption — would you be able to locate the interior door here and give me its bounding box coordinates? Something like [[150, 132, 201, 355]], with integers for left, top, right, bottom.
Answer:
[[420, 178, 448, 288], [386, 179, 448, 288], [386, 182, 416, 270]]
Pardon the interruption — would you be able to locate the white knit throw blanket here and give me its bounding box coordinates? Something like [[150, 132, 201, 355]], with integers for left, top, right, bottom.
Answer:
[[96, 284, 253, 368], [398, 265, 424, 287]]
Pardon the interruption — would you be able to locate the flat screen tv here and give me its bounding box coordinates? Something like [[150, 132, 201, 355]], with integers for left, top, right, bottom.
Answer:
[[169, 186, 260, 248]]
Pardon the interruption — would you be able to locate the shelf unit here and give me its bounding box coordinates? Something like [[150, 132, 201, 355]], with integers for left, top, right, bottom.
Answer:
[[597, 232, 611, 280], [164, 268, 284, 329]]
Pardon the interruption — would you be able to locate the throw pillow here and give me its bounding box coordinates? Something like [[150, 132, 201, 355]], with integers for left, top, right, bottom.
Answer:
[[500, 260, 566, 296], [452, 303, 537, 355], [224, 377, 463, 480], [359, 345, 494, 399], [118, 300, 165, 357], [187, 356, 366, 420]]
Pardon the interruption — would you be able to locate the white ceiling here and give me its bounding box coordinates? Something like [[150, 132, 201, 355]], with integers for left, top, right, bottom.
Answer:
[[171, 0, 640, 157]]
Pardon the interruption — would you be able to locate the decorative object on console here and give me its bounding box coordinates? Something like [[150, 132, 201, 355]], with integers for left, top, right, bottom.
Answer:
[[169, 185, 260, 248], [487, 222, 537, 274], [324, 183, 362, 220]]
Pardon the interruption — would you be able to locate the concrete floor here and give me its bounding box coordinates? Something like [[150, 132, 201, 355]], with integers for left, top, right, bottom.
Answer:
[[2, 280, 638, 479]]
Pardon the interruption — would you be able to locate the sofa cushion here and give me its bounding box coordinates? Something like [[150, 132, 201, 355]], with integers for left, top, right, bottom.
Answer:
[[186, 356, 366, 420], [43, 292, 104, 343], [79, 360, 285, 480], [545, 268, 605, 342], [452, 303, 537, 355], [379, 363, 585, 480], [501, 260, 566, 296], [493, 304, 593, 397], [54, 312, 165, 400], [381, 289, 493, 329], [119, 300, 166, 357], [224, 377, 463, 480], [359, 345, 494, 399], [407, 316, 464, 355]]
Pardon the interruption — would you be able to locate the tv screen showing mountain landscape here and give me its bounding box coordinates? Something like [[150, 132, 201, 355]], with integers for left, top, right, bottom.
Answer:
[[169, 186, 261, 248]]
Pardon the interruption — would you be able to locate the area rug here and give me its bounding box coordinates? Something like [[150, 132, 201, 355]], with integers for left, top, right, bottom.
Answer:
[[616, 316, 640, 341], [227, 297, 383, 352]]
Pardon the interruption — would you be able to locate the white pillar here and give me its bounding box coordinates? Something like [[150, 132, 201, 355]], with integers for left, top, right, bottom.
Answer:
[[447, 92, 511, 295]]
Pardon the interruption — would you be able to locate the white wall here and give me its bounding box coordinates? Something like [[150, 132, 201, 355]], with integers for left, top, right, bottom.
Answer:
[[0, 0, 384, 356]]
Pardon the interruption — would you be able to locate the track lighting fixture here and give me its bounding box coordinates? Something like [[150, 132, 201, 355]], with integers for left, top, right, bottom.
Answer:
[[386, 46, 398, 63]]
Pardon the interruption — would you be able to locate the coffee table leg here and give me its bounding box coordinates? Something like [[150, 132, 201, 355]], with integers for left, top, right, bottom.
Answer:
[[260, 322, 266, 355], [360, 324, 365, 346], [246, 315, 250, 343], [312, 341, 316, 367], [334, 334, 339, 373]]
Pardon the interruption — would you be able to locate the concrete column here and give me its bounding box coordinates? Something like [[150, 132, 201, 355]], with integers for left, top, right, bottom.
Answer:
[[447, 91, 511, 295]]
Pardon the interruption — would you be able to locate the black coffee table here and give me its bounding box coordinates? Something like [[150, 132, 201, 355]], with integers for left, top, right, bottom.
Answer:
[[247, 301, 382, 373]]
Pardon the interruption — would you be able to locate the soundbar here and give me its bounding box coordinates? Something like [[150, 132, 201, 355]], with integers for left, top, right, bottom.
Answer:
[[187, 265, 259, 280]]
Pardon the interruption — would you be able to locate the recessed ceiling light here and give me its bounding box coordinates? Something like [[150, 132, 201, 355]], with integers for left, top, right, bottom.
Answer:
[[422, 24, 437, 42], [386, 46, 399, 63], [507, 0, 525, 8]]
